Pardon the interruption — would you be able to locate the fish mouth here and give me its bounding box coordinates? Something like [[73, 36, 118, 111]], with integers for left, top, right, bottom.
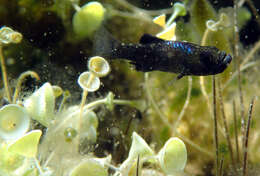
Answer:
[[220, 51, 232, 65]]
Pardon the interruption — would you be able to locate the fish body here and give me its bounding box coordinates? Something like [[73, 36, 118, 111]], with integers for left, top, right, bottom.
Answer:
[[95, 32, 232, 79]]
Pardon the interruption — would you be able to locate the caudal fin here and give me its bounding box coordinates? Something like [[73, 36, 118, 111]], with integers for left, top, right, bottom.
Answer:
[[93, 27, 120, 59]]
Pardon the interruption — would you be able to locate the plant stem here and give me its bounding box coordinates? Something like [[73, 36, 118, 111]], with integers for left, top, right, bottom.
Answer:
[[172, 76, 192, 131], [12, 71, 40, 103], [79, 90, 88, 130], [219, 157, 224, 176], [233, 100, 240, 163], [241, 39, 260, 66], [218, 80, 235, 171], [144, 73, 213, 157], [34, 158, 44, 175], [58, 94, 67, 112], [222, 61, 256, 90], [144, 73, 172, 129], [245, 0, 260, 29], [166, 11, 177, 27], [0, 46, 11, 102], [199, 76, 212, 114], [136, 155, 140, 176], [200, 28, 212, 115], [175, 130, 214, 157], [243, 97, 256, 176], [113, 0, 173, 16], [201, 28, 210, 46], [212, 75, 219, 176]]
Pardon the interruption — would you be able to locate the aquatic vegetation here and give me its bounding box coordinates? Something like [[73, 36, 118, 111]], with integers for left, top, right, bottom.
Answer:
[[24, 82, 55, 127], [0, 0, 260, 176], [0, 27, 23, 102], [72, 1, 106, 39], [157, 137, 187, 174], [0, 104, 30, 140], [8, 130, 42, 158]]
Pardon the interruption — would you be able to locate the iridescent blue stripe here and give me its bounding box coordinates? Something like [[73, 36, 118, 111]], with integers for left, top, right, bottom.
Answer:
[[168, 41, 193, 55]]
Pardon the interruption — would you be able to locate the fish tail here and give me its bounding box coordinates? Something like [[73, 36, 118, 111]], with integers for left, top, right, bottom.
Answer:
[[93, 27, 121, 59]]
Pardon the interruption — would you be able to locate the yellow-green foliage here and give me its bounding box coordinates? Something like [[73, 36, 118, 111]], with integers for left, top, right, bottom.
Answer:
[[190, 0, 217, 36], [0, 0, 260, 175]]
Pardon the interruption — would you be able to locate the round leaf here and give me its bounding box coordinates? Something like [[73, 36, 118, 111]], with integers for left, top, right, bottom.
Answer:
[[158, 137, 187, 174], [0, 104, 30, 140]]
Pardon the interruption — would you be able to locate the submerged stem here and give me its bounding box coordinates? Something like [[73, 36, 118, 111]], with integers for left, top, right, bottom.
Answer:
[[144, 73, 172, 129], [200, 28, 212, 115], [234, 0, 246, 155], [200, 76, 212, 114], [175, 130, 213, 157], [201, 29, 210, 46], [212, 76, 219, 176], [144, 73, 213, 157], [217, 80, 235, 169], [0, 46, 11, 102], [243, 97, 256, 176], [34, 158, 44, 175], [79, 90, 88, 131], [173, 76, 192, 131], [241, 40, 260, 66], [233, 100, 240, 163], [219, 157, 224, 176], [245, 0, 260, 29]]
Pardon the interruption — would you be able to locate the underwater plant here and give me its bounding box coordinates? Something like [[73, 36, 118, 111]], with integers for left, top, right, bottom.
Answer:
[[1, 0, 260, 176], [72, 1, 105, 39]]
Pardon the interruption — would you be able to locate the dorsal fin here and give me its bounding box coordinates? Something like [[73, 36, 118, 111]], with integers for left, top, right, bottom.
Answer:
[[139, 34, 164, 44]]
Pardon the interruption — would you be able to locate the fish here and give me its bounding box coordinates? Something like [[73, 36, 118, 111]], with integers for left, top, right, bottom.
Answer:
[[94, 30, 232, 79]]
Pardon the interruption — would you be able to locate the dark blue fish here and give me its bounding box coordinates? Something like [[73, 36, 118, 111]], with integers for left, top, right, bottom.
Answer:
[[94, 32, 232, 79]]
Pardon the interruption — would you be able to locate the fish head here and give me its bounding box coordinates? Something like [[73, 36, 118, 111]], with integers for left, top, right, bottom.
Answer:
[[199, 47, 232, 75]]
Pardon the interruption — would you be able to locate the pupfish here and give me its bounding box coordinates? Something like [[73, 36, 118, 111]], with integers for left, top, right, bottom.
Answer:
[[94, 32, 232, 79]]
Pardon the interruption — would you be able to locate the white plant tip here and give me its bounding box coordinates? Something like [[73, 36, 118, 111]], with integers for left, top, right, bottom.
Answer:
[[173, 2, 186, 17], [0, 104, 30, 140], [78, 71, 100, 92], [69, 158, 108, 176], [128, 132, 154, 161], [88, 56, 110, 77], [206, 13, 230, 32], [157, 137, 187, 174], [0, 26, 22, 44], [52, 85, 63, 97], [23, 82, 55, 127], [117, 132, 154, 176], [206, 20, 218, 31]]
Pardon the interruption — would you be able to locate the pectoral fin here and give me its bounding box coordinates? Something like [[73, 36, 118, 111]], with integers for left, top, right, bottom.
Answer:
[[177, 73, 185, 80]]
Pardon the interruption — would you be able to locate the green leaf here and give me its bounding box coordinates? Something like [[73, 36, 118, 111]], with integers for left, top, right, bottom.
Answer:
[[70, 159, 108, 176], [158, 137, 187, 174], [8, 130, 42, 158]]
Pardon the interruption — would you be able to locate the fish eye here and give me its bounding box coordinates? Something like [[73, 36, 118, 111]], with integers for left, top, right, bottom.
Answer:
[[223, 54, 232, 65]]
